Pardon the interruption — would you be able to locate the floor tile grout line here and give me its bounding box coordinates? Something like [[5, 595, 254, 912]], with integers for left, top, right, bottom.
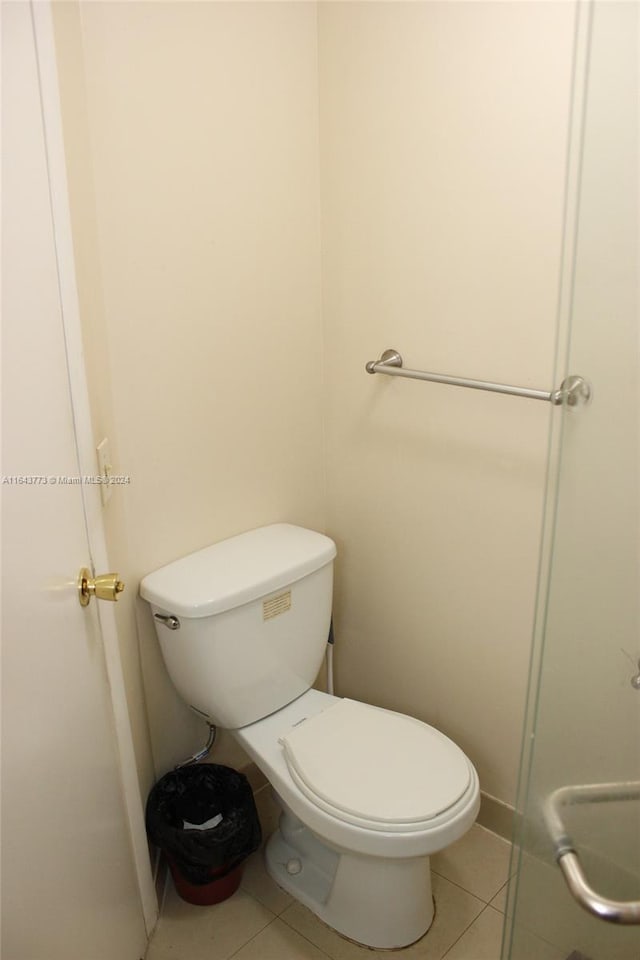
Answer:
[[512, 911, 581, 956], [228, 910, 335, 960], [277, 907, 340, 959], [211, 887, 279, 960], [224, 884, 334, 960], [430, 866, 508, 907], [226, 913, 282, 960], [157, 889, 278, 960], [439, 901, 499, 959], [239, 851, 295, 917], [488, 879, 511, 911], [238, 882, 294, 918]]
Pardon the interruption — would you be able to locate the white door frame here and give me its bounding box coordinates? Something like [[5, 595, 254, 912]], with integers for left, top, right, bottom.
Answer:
[[30, 0, 158, 935]]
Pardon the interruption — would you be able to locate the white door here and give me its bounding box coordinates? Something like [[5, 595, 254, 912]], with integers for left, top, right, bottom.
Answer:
[[1, 4, 149, 958]]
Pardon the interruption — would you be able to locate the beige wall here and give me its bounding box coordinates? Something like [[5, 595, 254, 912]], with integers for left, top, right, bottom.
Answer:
[[318, 1, 575, 804], [53, 0, 325, 786], [54, 1, 578, 809]]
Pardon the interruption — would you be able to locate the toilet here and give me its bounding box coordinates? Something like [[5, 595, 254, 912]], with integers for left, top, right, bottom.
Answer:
[[140, 523, 480, 949]]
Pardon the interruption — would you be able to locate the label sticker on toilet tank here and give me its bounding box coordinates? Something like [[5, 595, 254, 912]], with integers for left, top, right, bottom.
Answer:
[[263, 590, 291, 620]]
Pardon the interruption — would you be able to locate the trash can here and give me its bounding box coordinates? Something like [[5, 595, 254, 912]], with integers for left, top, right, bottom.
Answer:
[[146, 763, 262, 905]]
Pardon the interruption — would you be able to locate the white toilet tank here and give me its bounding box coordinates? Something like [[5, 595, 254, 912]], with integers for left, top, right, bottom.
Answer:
[[140, 524, 337, 729]]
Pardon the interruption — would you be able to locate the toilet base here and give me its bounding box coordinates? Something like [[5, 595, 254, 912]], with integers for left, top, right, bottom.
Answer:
[[265, 804, 434, 949]]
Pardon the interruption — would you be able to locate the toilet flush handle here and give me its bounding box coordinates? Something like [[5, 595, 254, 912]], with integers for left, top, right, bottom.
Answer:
[[153, 613, 180, 630]]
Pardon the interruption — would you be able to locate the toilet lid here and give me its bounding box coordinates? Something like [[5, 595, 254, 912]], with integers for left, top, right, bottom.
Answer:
[[279, 699, 471, 828]]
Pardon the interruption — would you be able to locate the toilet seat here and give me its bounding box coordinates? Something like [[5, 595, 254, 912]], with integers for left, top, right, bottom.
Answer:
[[234, 688, 480, 858], [279, 699, 471, 833]]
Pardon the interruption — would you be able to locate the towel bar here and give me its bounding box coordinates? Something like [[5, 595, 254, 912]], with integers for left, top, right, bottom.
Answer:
[[365, 349, 591, 407]]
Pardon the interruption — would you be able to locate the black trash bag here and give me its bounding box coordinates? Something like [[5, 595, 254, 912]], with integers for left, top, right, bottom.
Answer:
[[146, 764, 262, 885]]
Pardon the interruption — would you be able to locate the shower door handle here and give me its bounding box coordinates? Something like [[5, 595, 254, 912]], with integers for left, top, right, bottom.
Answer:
[[544, 781, 640, 924], [555, 850, 640, 924]]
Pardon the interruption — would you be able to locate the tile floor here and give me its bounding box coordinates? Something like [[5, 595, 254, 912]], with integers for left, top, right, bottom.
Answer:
[[145, 795, 562, 960]]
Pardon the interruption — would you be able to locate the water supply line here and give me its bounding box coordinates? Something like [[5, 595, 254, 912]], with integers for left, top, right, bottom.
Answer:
[[327, 619, 335, 695], [175, 721, 217, 769]]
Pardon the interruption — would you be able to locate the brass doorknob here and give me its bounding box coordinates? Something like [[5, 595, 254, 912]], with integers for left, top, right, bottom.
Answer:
[[78, 567, 125, 607]]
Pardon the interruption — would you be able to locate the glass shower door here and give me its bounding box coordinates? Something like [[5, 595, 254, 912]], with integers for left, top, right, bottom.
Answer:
[[503, 2, 639, 959]]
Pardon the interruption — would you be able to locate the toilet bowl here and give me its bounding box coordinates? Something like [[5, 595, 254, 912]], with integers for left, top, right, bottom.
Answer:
[[232, 687, 479, 948], [140, 523, 480, 949]]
